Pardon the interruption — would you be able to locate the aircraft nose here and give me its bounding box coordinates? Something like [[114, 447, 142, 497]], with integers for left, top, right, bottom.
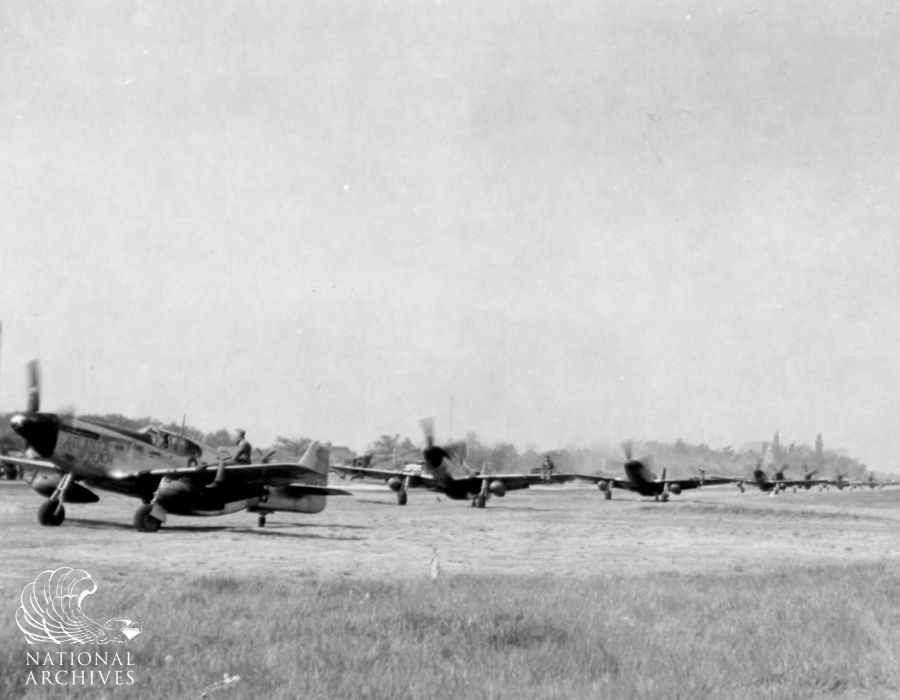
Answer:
[[11, 412, 60, 458]]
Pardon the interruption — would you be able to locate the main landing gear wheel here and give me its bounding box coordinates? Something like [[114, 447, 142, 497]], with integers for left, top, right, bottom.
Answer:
[[133, 504, 161, 532], [475, 494, 487, 509], [397, 491, 408, 506], [603, 489, 612, 500], [38, 499, 65, 526], [258, 514, 267, 527]]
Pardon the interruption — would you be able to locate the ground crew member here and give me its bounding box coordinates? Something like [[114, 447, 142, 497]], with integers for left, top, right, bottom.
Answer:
[[234, 429, 252, 464]]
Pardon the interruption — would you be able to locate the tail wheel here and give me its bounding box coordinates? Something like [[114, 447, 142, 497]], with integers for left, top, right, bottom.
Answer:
[[397, 491, 408, 506], [38, 499, 65, 526], [133, 504, 161, 532]]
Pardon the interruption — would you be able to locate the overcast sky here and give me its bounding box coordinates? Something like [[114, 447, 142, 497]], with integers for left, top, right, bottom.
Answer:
[[1, 1, 898, 470]]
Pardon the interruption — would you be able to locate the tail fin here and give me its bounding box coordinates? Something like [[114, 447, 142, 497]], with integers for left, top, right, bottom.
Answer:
[[298, 442, 330, 478]]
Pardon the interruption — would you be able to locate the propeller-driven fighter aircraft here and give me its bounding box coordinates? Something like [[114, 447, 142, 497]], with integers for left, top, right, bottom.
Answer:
[[731, 460, 828, 494], [330, 418, 570, 508], [4, 361, 349, 531], [575, 443, 734, 501]]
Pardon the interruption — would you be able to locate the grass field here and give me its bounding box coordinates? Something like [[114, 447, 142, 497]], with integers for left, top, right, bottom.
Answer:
[[2, 482, 900, 699], [3, 565, 900, 699]]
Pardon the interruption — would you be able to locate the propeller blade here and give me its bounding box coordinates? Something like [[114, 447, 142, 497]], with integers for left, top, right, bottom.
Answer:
[[27, 360, 41, 413], [621, 441, 633, 461], [418, 417, 436, 448], [256, 448, 276, 464]]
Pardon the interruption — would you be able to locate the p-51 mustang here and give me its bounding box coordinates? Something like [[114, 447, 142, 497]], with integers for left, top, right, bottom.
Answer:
[[730, 461, 827, 494], [574, 443, 734, 501], [5, 361, 349, 532], [331, 418, 571, 508]]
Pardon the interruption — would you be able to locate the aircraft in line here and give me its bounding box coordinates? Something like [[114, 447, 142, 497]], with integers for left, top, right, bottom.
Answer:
[[574, 443, 734, 501], [4, 361, 349, 531], [729, 460, 820, 494], [329, 418, 571, 508], [829, 473, 899, 490]]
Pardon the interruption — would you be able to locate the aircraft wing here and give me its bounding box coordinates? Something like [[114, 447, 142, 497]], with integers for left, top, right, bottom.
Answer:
[[775, 478, 829, 488], [572, 473, 633, 489], [330, 464, 415, 482], [668, 475, 741, 490], [475, 472, 582, 490], [0, 455, 59, 471], [452, 473, 535, 492], [143, 461, 322, 487]]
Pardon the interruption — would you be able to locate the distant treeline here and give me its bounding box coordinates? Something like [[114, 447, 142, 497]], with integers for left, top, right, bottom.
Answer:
[[0, 414, 872, 480]]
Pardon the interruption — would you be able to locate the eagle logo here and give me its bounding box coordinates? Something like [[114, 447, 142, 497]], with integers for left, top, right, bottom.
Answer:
[[15, 567, 141, 644]]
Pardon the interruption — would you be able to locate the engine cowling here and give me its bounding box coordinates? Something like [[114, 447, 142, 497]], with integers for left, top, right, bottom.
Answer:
[[387, 476, 404, 493], [669, 483, 682, 496], [488, 480, 506, 497]]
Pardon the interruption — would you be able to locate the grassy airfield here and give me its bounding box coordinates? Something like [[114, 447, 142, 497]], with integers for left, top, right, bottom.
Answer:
[[2, 482, 900, 699]]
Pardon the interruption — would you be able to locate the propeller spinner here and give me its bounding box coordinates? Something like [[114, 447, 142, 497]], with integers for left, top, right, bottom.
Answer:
[[419, 417, 452, 472]]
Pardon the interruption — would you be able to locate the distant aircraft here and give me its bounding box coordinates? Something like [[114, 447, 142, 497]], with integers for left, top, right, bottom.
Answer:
[[795, 465, 824, 491], [4, 361, 349, 531], [574, 443, 734, 501], [732, 460, 810, 494], [329, 418, 570, 508], [829, 473, 898, 490]]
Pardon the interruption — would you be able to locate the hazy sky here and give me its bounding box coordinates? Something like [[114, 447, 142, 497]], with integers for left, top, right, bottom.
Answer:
[[1, 1, 898, 469]]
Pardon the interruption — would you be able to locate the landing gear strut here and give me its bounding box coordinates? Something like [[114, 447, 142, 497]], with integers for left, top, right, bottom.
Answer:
[[258, 514, 267, 527], [38, 472, 75, 526], [397, 475, 410, 505]]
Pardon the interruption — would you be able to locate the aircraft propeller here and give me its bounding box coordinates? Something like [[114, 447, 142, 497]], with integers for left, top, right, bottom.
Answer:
[[10, 360, 62, 458], [418, 417, 467, 472], [620, 441, 654, 474], [256, 448, 276, 464], [26, 360, 40, 413]]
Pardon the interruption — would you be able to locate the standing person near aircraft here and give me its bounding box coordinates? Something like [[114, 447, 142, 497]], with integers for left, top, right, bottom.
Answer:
[[234, 430, 252, 464]]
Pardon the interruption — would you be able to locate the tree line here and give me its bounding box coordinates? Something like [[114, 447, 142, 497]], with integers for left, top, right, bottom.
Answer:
[[0, 413, 873, 480]]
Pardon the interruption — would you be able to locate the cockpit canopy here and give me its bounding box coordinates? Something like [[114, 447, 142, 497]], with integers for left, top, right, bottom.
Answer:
[[138, 427, 203, 459]]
